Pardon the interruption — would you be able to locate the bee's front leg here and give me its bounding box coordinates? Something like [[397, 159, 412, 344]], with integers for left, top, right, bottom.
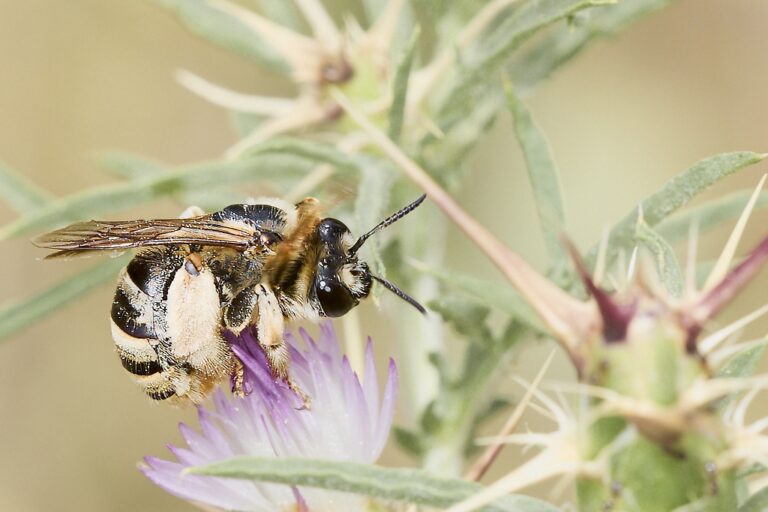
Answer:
[[254, 284, 311, 409]]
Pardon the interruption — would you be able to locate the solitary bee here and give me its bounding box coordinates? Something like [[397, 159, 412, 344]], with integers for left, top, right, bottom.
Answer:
[[34, 195, 426, 406]]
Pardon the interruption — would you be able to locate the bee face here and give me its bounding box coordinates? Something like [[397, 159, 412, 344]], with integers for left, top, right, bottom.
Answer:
[[314, 218, 372, 317]]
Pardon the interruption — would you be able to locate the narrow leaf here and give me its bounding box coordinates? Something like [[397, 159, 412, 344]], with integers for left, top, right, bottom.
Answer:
[[1, 140, 354, 240], [413, 262, 546, 334], [635, 213, 683, 297], [0, 161, 53, 213], [191, 457, 560, 512], [448, 0, 609, 105], [510, 0, 676, 90], [0, 257, 127, 342], [505, 83, 567, 267], [151, 0, 287, 71], [243, 137, 358, 169], [738, 486, 768, 512], [257, 0, 300, 30], [656, 190, 768, 244], [718, 344, 766, 380], [586, 152, 766, 268], [388, 27, 420, 142], [95, 151, 164, 179], [353, 157, 395, 282]]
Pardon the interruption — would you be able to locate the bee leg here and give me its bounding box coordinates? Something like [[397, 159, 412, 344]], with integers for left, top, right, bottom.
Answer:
[[255, 284, 312, 410], [231, 355, 246, 398]]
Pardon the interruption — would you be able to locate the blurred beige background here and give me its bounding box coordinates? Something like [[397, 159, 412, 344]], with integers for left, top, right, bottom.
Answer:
[[1, 1, 768, 510]]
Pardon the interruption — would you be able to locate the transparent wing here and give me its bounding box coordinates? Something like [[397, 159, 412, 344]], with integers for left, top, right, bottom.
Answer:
[[33, 216, 262, 258]]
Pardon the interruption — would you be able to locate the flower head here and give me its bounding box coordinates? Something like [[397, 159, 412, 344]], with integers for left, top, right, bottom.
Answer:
[[142, 323, 397, 512]]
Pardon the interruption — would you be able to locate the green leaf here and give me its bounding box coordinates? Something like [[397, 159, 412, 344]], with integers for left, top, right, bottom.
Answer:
[[393, 427, 425, 457], [415, 263, 546, 334], [586, 151, 766, 268], [447, 0, 609, 105], [656, 190, 768, 244], [353, 157, 396, 282], [0, 257, 127, 342], [0, 160, 53, 213], [510, 0, 676, 90], [717, 342, 766, 379], [95, 151, 164, 179], [151, 0, 287, 71], [191, 457, 560, 512], [388, 28, 420, 143], [0, 141, 352, 240], [243, 137, 359, 169], [257, 0, 300, 30], [505, 83, 567, 268], [429, 294, 492, 340], [738, 486, 768, 512], [634, 214, 683, 297]]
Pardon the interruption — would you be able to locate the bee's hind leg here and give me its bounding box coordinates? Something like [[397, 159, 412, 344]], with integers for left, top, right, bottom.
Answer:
[[231, 355, 246, 398], [254, 284, 312, 410]]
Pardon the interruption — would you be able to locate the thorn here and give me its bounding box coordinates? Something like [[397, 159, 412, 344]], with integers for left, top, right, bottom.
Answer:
[[563, 238, 635, 343]]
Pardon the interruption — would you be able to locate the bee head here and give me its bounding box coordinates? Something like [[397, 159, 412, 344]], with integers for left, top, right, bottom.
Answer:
[[312, 195, 427, 318]]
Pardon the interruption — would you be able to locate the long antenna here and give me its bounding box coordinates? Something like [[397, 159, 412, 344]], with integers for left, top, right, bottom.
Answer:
[[348, 194, 427, 255], [371, 275, 427, 315]]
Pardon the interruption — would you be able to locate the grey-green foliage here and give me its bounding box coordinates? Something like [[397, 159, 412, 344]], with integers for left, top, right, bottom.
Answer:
[[585, 151, 766, 269], [152, 0, 288, 71], [0, 161, 53, 213], [0, 139, 358, 241], [388, 28, 420, 143], [635, 214, 683, 297], [505, 84, 567, 270], [510, 0, 678, 89], [6, 0, 764, 509], [191, 457, 559, 512], [0, 256, 128, 342]]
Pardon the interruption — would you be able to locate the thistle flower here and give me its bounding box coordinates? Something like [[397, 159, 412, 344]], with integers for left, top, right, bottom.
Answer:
[[141, 323, 397, 512]]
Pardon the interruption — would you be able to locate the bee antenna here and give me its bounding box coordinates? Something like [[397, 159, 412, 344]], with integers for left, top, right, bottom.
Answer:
[[371, 274, 427, 315], [348, 194, 427, 255]]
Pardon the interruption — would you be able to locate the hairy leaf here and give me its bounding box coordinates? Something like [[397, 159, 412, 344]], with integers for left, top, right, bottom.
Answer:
[[1, 140, 358, 240], [0, 257, 127, 342], [738, 486, 768, 512], [510, 0, 677, 89], [191, 457, 560, 512], [718, 343, 766, 380], [95, 151, 164, 179], [415, 263, 546, 333], [656, 190, 768, 243], [586, 152, 766, 268], [635, 215, 683, 297], [0, 161, 53, 213], [389, 28, 420, 143], [257, 0, 300, 30], [151, 0, 287, 70], [446, 0, 609, 108], [505, 83, 567, 267]]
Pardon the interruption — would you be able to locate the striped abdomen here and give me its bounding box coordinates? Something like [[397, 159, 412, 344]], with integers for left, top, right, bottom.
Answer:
[[110, 247, 232, 403]]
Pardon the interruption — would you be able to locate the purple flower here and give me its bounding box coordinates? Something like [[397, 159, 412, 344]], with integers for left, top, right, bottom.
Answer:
[[141, 323, 397, 511]]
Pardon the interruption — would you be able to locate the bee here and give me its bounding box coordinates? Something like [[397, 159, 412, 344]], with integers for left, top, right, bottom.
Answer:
[[34, 195, 426, 406]]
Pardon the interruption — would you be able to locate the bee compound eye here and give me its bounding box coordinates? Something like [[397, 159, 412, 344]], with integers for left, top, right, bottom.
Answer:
[[315, 277, 357, 317]]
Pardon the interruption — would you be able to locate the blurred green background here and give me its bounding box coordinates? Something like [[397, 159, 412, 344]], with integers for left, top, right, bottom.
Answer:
[[1, 0, 768, 510]]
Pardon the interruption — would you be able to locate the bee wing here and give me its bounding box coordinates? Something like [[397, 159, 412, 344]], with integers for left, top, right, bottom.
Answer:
[[33, 216, 262, 258]]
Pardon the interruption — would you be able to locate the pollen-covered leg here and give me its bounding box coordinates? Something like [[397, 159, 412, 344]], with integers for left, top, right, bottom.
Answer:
[[254, 283, 311, 409], [232, 355, 245, 398]]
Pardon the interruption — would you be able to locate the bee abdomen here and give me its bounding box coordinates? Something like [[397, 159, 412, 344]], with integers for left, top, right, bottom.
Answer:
[[118, 354, 162, 376]]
